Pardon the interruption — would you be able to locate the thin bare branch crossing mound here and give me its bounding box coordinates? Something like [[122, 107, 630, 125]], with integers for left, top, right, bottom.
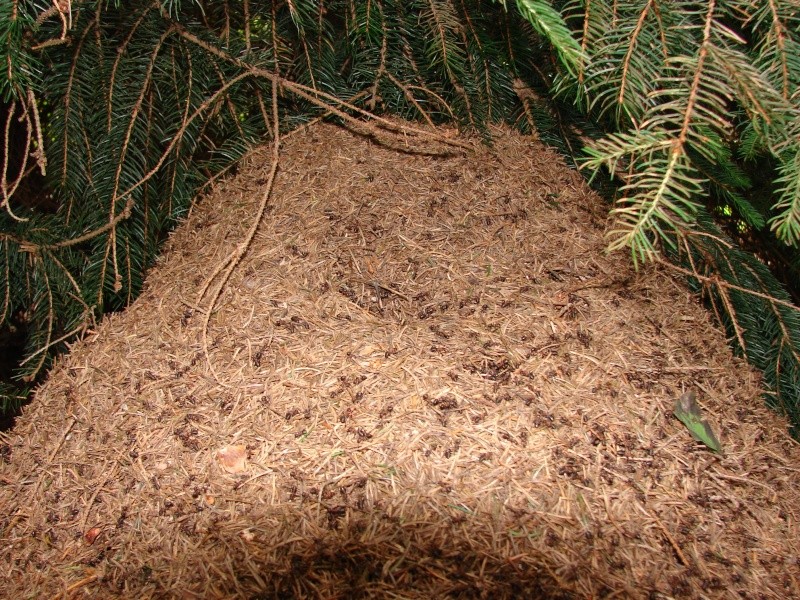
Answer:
[[1, 123, 798, 598]]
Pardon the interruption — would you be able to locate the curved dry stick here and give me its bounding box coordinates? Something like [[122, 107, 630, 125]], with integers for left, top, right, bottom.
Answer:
[[197, 75, 281, 385], [385, 73, 440, 127], [1, 101, 31, 222], [169, 20, 472, 151]]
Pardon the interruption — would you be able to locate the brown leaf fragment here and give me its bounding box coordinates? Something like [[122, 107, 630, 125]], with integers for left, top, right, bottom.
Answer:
[[83, 526, 102, 546], [216, 445, 248, 473]]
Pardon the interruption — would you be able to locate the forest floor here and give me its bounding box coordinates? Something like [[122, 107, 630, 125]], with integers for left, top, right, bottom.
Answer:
[[1, 122, 798, 599]]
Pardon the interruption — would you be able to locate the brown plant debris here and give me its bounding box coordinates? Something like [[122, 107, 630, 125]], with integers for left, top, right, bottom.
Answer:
[[1, 122, 799, 599]]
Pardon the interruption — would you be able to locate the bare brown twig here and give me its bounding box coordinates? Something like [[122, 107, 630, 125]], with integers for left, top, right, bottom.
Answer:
[[196, 73, 282, 385]]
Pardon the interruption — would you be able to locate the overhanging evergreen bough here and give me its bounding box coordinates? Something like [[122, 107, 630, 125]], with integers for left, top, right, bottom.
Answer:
[[1, 0, 798, 435]]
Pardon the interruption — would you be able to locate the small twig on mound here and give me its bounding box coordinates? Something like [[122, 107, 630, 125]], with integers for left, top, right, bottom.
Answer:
[[49, 571, 99, 600], [196, 76, 281, 384], [652, 512, 689, 566]]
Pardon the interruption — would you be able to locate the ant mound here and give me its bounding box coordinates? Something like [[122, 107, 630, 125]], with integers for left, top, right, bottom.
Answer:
[[1, 123, 798, 598]]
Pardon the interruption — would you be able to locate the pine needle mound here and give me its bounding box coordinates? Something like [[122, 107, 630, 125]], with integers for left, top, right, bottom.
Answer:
[[1, 123, 798, 599]]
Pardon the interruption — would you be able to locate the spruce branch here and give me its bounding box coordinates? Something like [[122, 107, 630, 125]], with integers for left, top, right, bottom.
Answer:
[[770, 147, 800, 245], [511, 0, 584, 79]]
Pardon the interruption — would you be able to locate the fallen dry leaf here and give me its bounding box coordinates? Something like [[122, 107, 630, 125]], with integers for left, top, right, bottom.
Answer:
[[216, 445, 247, 473], [83, 526, 102, 546]]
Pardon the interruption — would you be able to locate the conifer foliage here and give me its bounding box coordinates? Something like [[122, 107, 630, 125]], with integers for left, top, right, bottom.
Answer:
[[1, 0, 799, 434]]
